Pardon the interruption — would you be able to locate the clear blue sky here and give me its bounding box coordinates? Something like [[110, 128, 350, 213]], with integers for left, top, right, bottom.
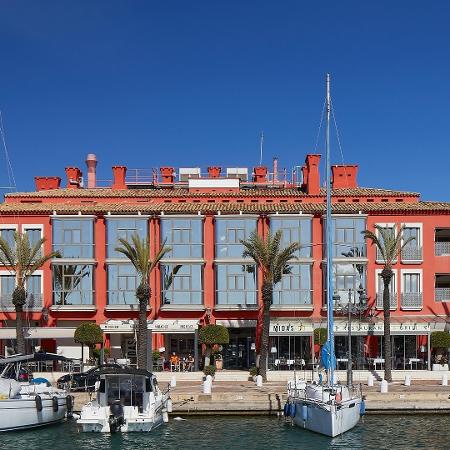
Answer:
[[0, 1, 449, 200]]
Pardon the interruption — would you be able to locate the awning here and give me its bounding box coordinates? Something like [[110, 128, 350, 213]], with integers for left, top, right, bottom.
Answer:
[[100, 320, 135, 334], [148, 319, 199, 334], [0, 327, 76, 339]]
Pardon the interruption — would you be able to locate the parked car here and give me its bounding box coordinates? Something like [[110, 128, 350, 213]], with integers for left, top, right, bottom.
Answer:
[[57, 363, 121, 391]]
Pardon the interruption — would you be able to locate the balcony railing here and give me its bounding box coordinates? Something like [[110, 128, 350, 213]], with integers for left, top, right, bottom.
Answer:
[[376, 292, 397, 309], [401, 293, 423, 309], [435, 287, 450, 302], [435, 242, 450, 256], [0, 293, 43, 311], [401, 247, 423, 261], [376, 249, 397, 263], [272, 290, 313, 306]]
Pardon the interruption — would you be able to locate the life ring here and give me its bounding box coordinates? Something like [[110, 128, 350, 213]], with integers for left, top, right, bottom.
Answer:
[[336, 392, 342, 402], [35, 395, 43, 412], [52, 396, 59, 412]]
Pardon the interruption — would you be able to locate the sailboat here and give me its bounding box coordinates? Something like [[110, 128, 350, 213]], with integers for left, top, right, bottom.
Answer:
[[285, 74, 364, 437]]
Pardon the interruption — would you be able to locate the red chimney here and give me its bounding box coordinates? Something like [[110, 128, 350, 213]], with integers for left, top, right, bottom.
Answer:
[[253, 166, 268, 183], [35, 176, 61, 191], [160, 167, 175, 184], [65, 167, 82, 189], [331, 165, 358, 189], [207, 166, 221, 178], [305, 154, 320, 195], [85, 153, 97, 188], [112, 166, 127, 190]]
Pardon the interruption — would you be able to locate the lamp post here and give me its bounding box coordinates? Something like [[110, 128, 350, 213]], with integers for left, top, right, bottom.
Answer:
[[334, 287, 369, 387]]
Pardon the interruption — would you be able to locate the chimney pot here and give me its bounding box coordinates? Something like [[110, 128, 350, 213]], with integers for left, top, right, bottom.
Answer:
[[35, 176, 61, 191], [305, 154, 321, 195], [160, 167, 175, 184], [65, 167, 82, 189], [253, 166, 268, 183], [207, 166, 221, 178], [85, 153, 97, 188], [112, 166, 127, 190], [331, 165, 358, 189]]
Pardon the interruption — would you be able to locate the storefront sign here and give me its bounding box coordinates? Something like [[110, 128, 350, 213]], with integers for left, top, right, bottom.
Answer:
[[269, 321, 314, 335], [149, 320, 199, 333], [101, 320, 135, 333], [333, 322, 432, 335]]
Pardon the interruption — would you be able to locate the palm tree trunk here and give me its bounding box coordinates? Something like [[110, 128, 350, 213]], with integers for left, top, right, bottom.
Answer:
[[15, 305, 26, 354], [381, 268, 393, 382], [136, 283, 151, 370], [259, 282, 273, 382]]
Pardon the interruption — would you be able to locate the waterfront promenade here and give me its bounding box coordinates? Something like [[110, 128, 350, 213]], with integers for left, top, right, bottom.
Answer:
[[70, 370, 450, 414]]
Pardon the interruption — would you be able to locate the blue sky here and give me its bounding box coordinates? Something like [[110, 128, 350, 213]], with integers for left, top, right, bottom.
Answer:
[[0, 1, 449, 200]]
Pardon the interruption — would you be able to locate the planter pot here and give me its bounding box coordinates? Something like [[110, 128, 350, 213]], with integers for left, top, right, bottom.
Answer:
[[432, 364, 449, 371], [215, 360, 223, 370]]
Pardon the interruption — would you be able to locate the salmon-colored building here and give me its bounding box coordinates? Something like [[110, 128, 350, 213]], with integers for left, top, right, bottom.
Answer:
[[0, 153, 449, 371]]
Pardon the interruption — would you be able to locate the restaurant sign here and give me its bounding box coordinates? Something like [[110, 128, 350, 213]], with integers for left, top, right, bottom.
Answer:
[[149, 320, 199, 333], [333, 322, 432, 334], [269, 321, 314, 335]]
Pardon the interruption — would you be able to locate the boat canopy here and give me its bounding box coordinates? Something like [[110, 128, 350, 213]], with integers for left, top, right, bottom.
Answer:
[[0, 352, 71, 365]]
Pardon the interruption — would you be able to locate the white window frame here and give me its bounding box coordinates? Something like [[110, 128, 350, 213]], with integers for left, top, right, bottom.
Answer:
[[400, 222, 423, 264], [400, 268, 423, 310], [0, 270, 43, 310], [374, 223, 397, 263], [375, 268, 397, 310]]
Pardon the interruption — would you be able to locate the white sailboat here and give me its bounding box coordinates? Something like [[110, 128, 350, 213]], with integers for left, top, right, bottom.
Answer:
[[77, 366, 170, 433], [286, 74, 364, 437], [0, 353, 72, 432]]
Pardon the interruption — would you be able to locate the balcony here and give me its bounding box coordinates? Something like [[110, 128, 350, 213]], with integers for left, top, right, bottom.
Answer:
[[435, 242, 450, 256], [401, 247, 423, 262], [435, 287, 450, 302], [0, 293, 43, 311], [376, 292, 397, 310], [401, 293, 423, 310]]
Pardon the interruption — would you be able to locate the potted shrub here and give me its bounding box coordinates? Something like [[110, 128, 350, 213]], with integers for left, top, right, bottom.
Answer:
[[431, 331, 450, 371], [199, 324, 230, 367], [203, 364, 216, 378], [249, 366, 259, 381], [74, 322, 104, 369]]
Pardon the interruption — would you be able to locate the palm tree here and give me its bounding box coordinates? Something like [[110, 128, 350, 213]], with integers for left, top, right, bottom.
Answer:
[[241, 230, 300, 381], [362, 225, 414, 381], [115, 233, 171, 369], [0, 231, 60, 354]]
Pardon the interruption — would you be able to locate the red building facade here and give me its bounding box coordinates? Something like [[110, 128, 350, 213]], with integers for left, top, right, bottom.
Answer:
[[0, 153, 449, 370]]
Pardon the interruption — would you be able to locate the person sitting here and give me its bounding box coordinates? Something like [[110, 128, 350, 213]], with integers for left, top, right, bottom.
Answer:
[[185, 354, 194, 372], [170, 352, 180, 371]]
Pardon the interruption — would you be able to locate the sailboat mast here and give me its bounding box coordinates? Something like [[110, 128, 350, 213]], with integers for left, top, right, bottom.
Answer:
[[325, 73, 335, 384]]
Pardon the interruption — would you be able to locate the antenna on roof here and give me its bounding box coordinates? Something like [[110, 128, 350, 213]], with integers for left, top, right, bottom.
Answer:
[[259, 131, 264, 166]]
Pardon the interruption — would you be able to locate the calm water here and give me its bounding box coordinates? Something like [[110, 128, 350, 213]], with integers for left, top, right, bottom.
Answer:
[[0, 415, 448, 450]]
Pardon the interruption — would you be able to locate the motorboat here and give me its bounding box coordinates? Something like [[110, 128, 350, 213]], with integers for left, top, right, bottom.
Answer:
[[0, 353, 72, 432], [77, 366, 170, 432], [285, 75, 364, 437]]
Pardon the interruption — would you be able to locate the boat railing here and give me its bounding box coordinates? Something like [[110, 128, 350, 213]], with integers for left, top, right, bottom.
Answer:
[[287, 381, 363, 404]]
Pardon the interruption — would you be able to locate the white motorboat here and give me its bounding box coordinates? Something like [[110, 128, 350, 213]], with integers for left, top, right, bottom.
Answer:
[[286, 75, 364, 437], [77, 367, 170, 432], [0, 353, 72, 432]]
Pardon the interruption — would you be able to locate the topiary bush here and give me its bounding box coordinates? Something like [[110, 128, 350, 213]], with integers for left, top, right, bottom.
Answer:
[[74, 322, 103, 348], [203, 365, 216, 377], [199, 325, 230, 345], [431, 331, 450, 349], [314, 328, 327, 346], [249, 366, 259, 377]]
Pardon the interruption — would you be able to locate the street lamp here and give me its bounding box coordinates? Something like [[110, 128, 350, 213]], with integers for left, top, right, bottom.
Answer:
[[334, 287, 369, 387]]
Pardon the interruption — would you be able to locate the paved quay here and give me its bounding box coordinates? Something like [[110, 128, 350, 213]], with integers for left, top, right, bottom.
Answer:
[[71, 372, 450, 415]]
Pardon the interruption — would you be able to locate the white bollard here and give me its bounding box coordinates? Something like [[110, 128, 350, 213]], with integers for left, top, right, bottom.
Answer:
[[206, 374, 213, 384], [256, 375, 263, 387], [203, 379, 212, 394], [442, 374, 448, 386], [367, 374, 374, 387], [404, 374, 411, 386], [380, 379, 389, 393], [167, 398, 173, 413], [170, 375, 177, 388]]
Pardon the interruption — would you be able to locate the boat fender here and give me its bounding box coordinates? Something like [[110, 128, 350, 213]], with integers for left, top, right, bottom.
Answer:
[[66, 395, 73, 417], [167, 398, 173, 413], [301, 405, 308, 422], [335, 392, 342, 403], [289, 403, 296, 418], [35, 395, 43, 412], [52, 396, 59, 412], [360, 400, 366, 416], [163, 411, 169, 423], [283, 402, 289, 417]]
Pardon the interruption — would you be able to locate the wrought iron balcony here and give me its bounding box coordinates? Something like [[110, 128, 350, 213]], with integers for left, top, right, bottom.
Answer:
[[0, 293, 43, 311], [435, 287, 450, 302], [435, 242, 450, 256], [376, 292, 397, 309], [401, 247, 423, 261], [401, 293, 423, 309]]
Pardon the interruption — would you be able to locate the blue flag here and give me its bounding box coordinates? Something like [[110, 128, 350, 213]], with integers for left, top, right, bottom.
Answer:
[[321, 341, 336, 370]]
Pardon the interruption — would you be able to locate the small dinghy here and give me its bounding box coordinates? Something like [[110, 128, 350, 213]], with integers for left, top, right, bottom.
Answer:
[[77, 367, 170, 433]]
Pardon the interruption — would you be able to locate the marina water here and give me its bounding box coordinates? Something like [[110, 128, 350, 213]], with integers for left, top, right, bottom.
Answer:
[[0, 415, 448, 449]]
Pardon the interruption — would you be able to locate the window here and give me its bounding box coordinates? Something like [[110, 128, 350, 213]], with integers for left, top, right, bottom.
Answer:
[[52, 219, 94, 258], [402, 225, 422, 261], [161, 264, 203, 305], [273, 264, 312, 305], [216, 264, 257, 306], [376, 270, 397, 309], [0, 228, 16, 250], [403, 273, 420, 293], [401, 270, 422, 309], [0, 273, 42, 310], [375, 224, 395, 261], [107, 264, 139, 305], [161, 218, 203, 258], [52, 264, 94, 305], [0, 274, 15, 309], [106, 218, 148, 258], [328, 217, 366, 258], [23, 226, 43, 258], [270, 218, 312, 258], [327, 262, 366, 305], [215, 218, 257, 258]]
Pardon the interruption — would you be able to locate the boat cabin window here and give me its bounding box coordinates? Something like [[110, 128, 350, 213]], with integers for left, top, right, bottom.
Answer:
[[106, 375, 146, 408]]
